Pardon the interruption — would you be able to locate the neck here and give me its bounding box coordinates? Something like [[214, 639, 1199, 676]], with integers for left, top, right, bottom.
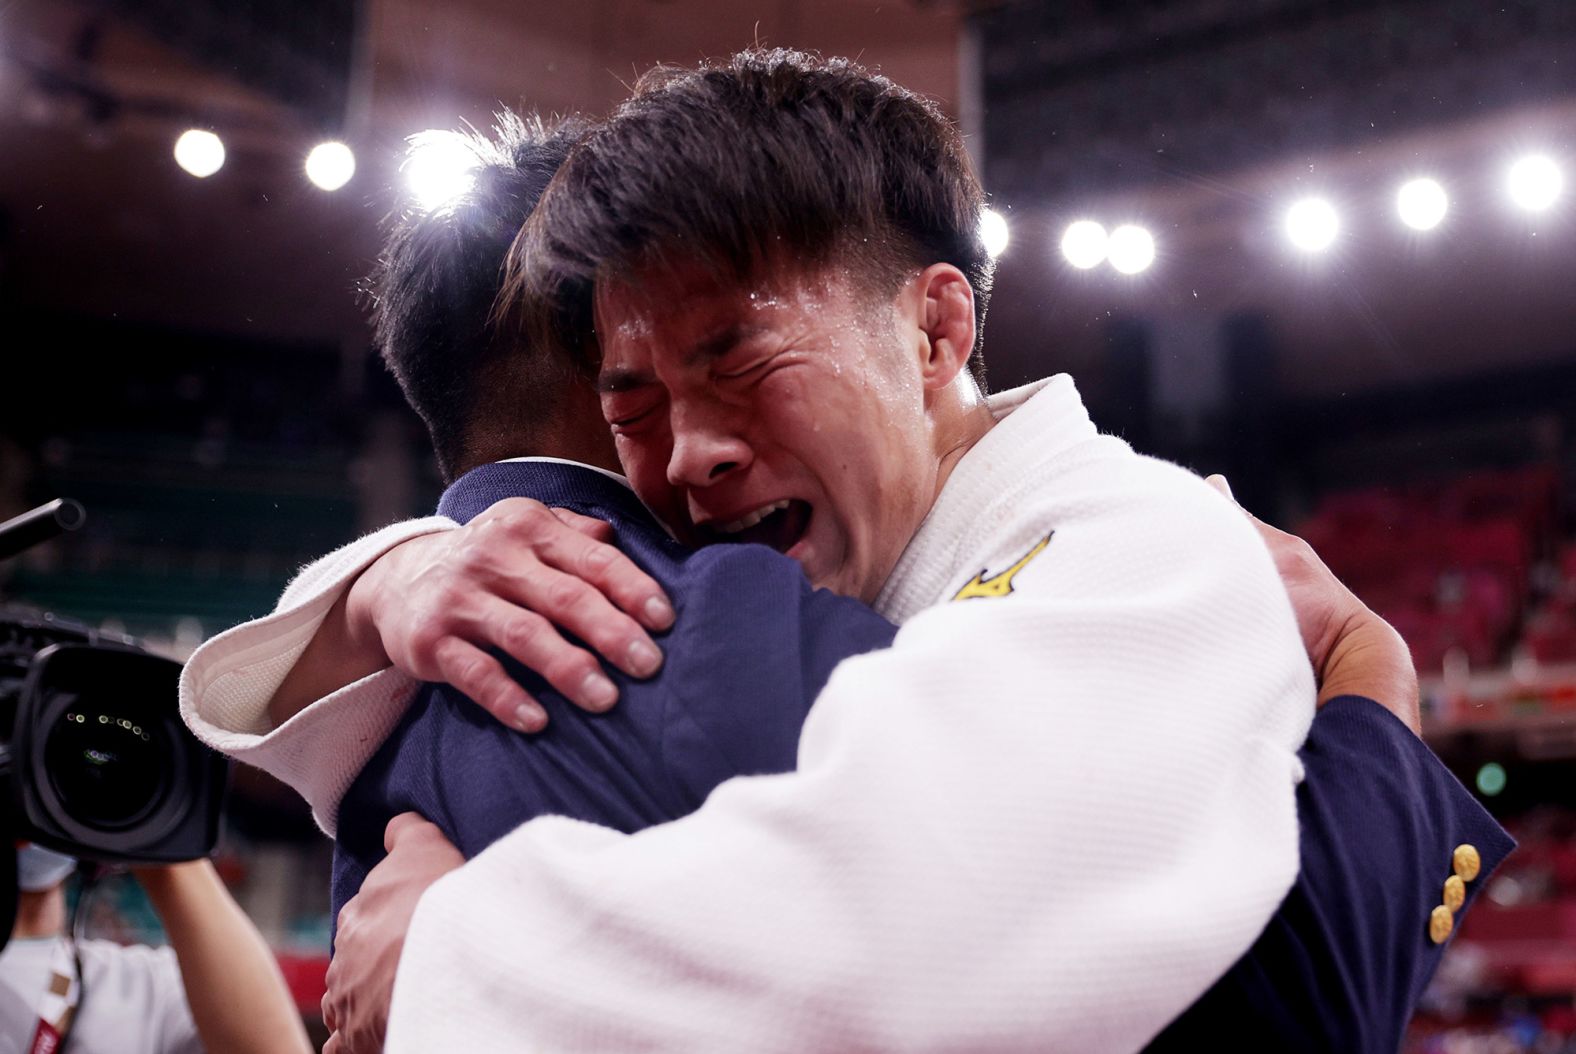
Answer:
[[459, 423, 622, 478], [929, 378, 997, 503], [12, 888, 65, 940], [536, 423, 623, 475], [460, 379, 623, 477]]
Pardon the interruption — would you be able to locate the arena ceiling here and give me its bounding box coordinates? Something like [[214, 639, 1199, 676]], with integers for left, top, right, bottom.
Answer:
[[2, 0, 1574, 400]]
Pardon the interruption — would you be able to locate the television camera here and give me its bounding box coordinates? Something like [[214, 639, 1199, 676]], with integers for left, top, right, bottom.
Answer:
[[0, 499, 228, 952]]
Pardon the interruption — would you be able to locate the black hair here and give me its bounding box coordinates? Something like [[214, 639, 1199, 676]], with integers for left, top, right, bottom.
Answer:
[[510, 49, 994, 389], [366, 111, 589, 481]]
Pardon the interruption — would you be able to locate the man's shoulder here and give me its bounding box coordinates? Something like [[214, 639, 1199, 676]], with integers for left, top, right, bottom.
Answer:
[[1020, 434, 1245, 524], [958, 437, 1274, 602]]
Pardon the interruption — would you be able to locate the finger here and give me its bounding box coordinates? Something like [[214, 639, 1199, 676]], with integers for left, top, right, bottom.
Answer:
[[322, 989, 338, 1032], [385, 811, 432, 852], [552, 507, 616, 542], [489, 568, 662, 685], [465, 596, 627, 707], [433, 604, 618, 718], [428, 637, 549, 732], [323, 1033, 341, 1054], [513, 510, 675, 632], [1205, 473, 1276, 533]]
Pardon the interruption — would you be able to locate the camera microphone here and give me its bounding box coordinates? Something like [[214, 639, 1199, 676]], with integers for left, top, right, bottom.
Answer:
[[0, 500, 87, 562]]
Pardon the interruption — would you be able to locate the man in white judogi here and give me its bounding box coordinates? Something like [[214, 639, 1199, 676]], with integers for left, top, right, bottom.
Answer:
[[184, 50, 1419, 1053]]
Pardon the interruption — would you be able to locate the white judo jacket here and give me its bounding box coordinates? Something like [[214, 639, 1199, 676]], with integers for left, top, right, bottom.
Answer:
[[181, 375, 1314, 1053]]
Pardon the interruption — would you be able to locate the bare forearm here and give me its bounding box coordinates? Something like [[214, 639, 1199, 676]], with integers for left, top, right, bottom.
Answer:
[[266, 582, 389, 728], [136, 860, 312, 1054]]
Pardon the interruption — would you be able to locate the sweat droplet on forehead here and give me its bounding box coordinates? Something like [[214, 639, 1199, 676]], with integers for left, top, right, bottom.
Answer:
[[610, 313, 656, 340]]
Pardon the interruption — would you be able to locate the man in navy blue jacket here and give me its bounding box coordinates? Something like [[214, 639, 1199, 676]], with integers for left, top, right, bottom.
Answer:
[[332, 459, 897, 915], [315, 112, 1511, 1052]]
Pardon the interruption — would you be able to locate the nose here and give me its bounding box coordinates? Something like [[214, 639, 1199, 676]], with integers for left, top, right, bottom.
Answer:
[[666, 398, 752, 490]]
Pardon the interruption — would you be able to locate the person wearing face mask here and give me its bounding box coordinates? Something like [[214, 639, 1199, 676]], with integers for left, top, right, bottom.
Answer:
[[0, 844, 310, 1054]]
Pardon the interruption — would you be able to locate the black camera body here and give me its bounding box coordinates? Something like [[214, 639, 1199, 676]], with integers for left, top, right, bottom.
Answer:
[[0, 611, 228, 865]]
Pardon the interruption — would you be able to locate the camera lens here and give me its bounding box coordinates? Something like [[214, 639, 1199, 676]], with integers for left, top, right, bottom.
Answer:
[[43, 704, 170, 830]]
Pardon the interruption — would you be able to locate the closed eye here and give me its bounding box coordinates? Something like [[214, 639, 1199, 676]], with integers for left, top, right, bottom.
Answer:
[[714, 347, 787, 381], [604, 392, 663, 432], [609, 404, 659, 431]]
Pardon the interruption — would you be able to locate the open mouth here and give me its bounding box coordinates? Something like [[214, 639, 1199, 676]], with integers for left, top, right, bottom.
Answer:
[[700, 499, 813, 554]]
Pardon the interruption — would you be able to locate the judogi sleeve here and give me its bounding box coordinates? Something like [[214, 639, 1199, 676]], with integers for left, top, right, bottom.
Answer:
[[179, 516, 457, 834], [388, 465, 1316, 1053]]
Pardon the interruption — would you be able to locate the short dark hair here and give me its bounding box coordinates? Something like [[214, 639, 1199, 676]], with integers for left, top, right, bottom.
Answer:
[[511, 49, 994, 388], [366, 111, 589, 482]]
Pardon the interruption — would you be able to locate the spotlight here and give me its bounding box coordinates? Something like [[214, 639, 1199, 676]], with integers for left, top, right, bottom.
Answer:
[[980, 208, 1010, 259], [1107, 225, 1155, 275], [1060, 220, 1108, 270], [1396, 178, 1447, 231], [404, 131, 483, 212], [1507, 154, 1563, 212], [1285, 197, 1338, 252], [173, 129, 225, 178], [305, 141, 356, 191]]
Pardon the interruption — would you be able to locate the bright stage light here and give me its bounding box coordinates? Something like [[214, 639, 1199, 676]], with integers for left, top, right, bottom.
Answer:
[[305, 141, 356, 191], [980, 208, 1010, 258], [174, 129, 225, 178], [1396, 178, 1447, 230], [1285, 197, 1338, 252], [1507, 154, 1563, 212], [405, 130, 483, 212], [1107, 225, 1155, 275], [1060, 220, 1108, 270]]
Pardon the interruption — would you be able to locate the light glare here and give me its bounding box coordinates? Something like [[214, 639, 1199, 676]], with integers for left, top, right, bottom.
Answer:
[[405, 131, 483, 212], [1396, 178, 1447, 230], [1060, 220, 1108, 270], [173, 129, 225, 178], [1107, 225, 1155, 275], [1285, 197, 1339, 252], [305, 140, 356, 191], [980, 208, 1010, 258], [1507, 154, 1563, 212]]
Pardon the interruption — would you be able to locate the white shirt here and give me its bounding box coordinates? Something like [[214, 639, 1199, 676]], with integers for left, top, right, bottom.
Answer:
[[182, 376, 1314, 1053], [0, 938, 201, 1054]]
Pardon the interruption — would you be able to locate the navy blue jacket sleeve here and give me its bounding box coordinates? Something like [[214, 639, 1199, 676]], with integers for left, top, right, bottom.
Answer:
[[1146, 696, 1515, 1053]]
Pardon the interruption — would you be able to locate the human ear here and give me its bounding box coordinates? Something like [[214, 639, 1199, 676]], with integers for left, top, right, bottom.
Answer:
[[914, 263, 977, 393]]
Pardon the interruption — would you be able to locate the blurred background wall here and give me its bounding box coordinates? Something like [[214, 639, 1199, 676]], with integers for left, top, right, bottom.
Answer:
[[2, 1, 1574, 1048]]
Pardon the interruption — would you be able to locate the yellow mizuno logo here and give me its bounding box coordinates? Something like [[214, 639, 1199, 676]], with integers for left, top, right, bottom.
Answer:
[[952, 532, 1055, 601]]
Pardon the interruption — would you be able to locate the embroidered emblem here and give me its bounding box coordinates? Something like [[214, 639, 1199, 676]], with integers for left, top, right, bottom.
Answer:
[[952, 532, 1054, 601]]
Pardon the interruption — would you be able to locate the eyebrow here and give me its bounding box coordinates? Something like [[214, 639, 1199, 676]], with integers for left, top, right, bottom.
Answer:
[[596, 323, 769, 394]]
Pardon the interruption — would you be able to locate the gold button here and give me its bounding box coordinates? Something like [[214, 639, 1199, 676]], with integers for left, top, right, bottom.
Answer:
[[1443, 875, 1466, 913], [1453, 844, 1481, 882], [1429, 905, 1454, 944]]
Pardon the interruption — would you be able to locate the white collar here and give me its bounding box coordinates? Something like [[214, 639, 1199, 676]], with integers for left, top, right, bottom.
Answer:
[[495, 456, 635, 492], [873, 374, 1098, 622]]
